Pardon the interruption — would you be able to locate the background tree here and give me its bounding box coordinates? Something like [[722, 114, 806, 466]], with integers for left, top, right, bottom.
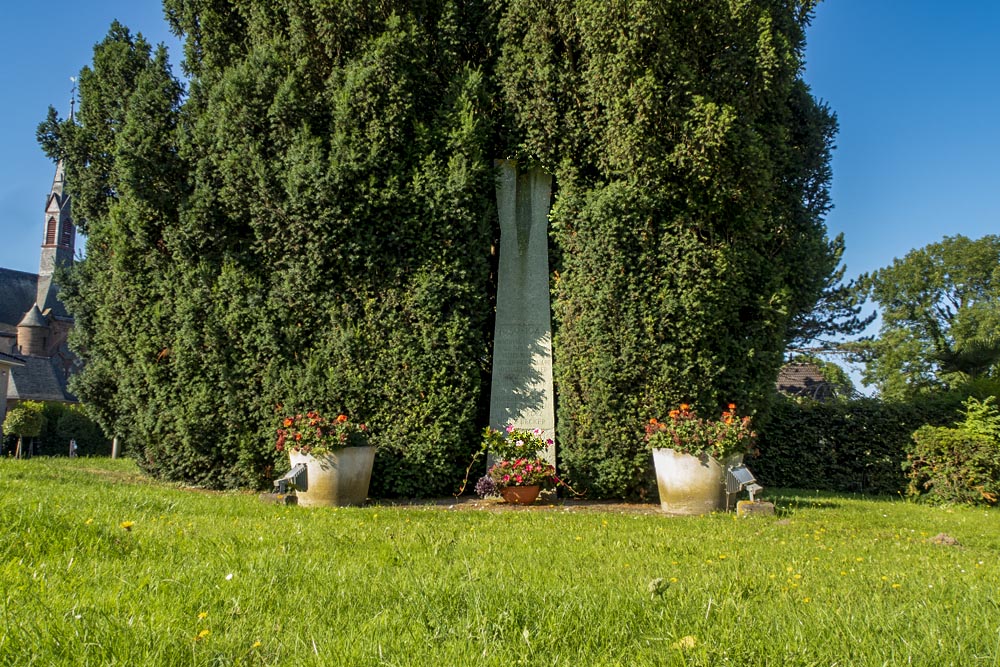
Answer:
[[785, 234, 875, 355], [3, 401, 45, 459], [496, 0, 842, 496], [858, 234, 1000, 399]]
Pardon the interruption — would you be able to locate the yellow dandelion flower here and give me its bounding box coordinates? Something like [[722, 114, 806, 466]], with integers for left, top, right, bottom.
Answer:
[[120, 521, 134, 531], [85, 518, 94, 525], [891, 583, 901, 589], [671, 635, 697, 650], [195, 629, 210, 641], [802, 597, 811, 603], [197, 612, 208, 620], [252, 641, 262, 649], [793, 574, 802, 580]]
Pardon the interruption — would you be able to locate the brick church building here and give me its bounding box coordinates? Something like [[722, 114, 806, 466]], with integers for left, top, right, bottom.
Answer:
[[0, 161, 78, 418]]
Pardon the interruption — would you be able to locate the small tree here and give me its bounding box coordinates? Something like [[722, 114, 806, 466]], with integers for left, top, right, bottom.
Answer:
[[3, 401, 45, 459]]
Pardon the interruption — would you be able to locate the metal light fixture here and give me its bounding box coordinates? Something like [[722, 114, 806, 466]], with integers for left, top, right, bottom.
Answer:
[[273, 462, 309, 494], [726, 464, 763, 502]]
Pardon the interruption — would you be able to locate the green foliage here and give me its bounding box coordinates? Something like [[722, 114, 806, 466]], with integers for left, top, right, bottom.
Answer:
[[3, 401, 45, 439], [34, 403, 112, 457], [482, 426, 553, 462], [645, 404, 755, 461], [495, 1, 839, 496], [857, 234, 1000, 398], [49, 4, 495, 494], [753, 394, 966, 495], [49, 2, 842, 498], [786, 235, 875, 354], [275, 411, 369, 456], [905, 397, 1000, 505]]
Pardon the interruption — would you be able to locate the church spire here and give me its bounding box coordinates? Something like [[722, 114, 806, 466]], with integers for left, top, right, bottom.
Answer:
[[37, 159, 74, 315]]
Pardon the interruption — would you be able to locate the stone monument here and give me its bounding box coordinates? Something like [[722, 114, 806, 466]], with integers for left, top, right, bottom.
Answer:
[[489, 160, 555, 465]]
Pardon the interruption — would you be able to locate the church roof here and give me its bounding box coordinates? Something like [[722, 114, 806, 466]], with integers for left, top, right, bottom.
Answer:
[[17, 304, 48, 328], [0, 268, 39, 333], [8, 354, 76, 403]]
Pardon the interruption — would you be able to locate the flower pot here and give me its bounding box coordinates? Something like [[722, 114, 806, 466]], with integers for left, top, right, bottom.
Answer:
[[288, 446, 376, 507], [652, 448, 743, 515], [500, 485, 541, 504]]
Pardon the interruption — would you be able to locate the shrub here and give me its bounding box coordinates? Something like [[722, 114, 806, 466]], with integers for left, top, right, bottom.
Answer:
[[904, 397, 1000, 505], [754, 390, 992, 496]]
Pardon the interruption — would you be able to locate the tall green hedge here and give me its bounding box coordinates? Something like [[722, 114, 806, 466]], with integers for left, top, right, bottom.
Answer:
[[49, 1, 843, 497], [496, 0, 840, 497], [51, 4, 497, 494]]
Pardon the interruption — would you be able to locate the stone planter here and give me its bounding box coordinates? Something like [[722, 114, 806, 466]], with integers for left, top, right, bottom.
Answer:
[[652, 448, 743, 515], [288, 446, 376, 507], [499, 485, 541, 504]]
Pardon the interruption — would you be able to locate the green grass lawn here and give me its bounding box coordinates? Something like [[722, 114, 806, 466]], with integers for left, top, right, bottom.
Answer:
[[1, 457, 997, 666]]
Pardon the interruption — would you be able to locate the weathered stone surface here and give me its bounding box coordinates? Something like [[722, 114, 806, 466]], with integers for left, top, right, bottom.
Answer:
[[489, 161, 555, 465], [258, 493, 298, 506], [736, 500, 776, 517]]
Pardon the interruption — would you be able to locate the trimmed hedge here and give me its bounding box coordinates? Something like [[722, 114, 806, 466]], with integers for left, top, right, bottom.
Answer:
[[753, 393, 969, 495], [1, 402, 110, 457]]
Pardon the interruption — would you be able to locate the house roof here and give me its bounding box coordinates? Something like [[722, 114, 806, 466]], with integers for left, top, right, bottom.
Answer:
[[0, 350, 26, 368], [776, 363, 836, 401], [8, 353, 76, 403]]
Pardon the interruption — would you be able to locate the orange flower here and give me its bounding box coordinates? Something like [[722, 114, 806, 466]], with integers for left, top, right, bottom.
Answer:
[[727, 403, 736, 410], [669, 410, 679, 419], [649, 418, 659, 425], [283, 418, 293, 427], [336, 414, 348, 423], [680, 403, 690, 411]]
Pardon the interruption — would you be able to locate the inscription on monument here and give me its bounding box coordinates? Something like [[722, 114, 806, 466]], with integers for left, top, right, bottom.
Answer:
[[489, 161, 556, 465]]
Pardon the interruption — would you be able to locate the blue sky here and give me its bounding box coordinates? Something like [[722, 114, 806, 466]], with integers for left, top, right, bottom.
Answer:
[[1, 1, 998, 291]]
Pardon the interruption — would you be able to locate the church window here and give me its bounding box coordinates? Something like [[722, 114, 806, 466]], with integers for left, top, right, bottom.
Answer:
[[61, 222, 73, 247], [45, 217, 57, 244]]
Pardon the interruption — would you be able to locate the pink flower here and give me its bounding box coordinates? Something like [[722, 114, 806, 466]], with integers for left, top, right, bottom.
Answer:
[[506, 424, 515, 433], [533, 428, 542, 436], [515, 440, 524, 447]]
